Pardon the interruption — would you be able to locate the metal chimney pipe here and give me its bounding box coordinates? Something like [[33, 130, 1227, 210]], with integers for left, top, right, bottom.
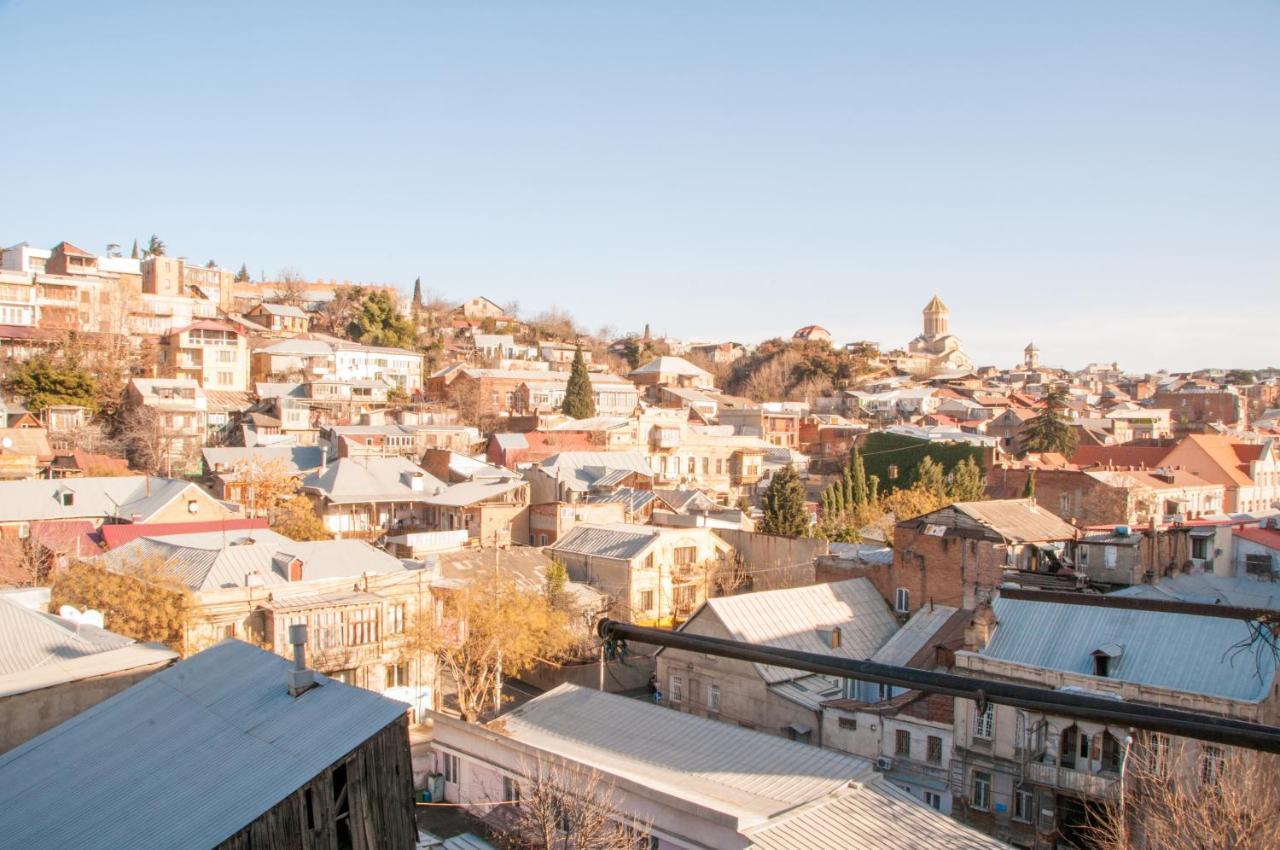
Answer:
[[287, 624, 314, 696]]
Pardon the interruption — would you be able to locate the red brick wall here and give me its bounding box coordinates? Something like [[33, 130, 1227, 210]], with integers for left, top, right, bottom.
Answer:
[[876, 527, 1008, 614]]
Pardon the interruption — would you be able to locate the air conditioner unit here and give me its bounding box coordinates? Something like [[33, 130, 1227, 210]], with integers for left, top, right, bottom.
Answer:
[[875, 757, 895, 772]]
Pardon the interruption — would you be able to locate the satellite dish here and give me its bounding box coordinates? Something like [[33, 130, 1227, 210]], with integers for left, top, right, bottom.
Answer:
[[59, 605, 106, 629], [1, 437, 11, 449]]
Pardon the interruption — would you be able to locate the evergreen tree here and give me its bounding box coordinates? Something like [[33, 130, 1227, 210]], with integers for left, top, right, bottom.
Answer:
[[820, 488, 833, 518], [347, 289, 416, 348], [1021, 385, 1079, 457], [235, 263, 250, 282], [3, 357, 98, 413], [642, 323, 651, 340], [948, 456, 986, 502], [561, 347, 595, 419], [412, 277, 423, 313], [867, 474, 879, 504], [916, 456, 948, 502], [1022, 469, 1037, 500], [832, 477, 846, 514], [130, 239, 140, 260], [146, 234, 165, 257], [761, 464, 809, 538], [849, 447, 869, 507]]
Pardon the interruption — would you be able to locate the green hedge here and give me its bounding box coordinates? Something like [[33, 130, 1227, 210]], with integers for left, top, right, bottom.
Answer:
[[861, 432, 985, 493]]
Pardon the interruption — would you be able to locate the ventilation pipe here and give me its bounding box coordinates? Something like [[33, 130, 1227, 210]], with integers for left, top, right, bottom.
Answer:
[[287, 624, 315, 696]]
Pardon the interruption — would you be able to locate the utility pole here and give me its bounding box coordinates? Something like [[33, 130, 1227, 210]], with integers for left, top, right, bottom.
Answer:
[[493, 534, 502, 713]]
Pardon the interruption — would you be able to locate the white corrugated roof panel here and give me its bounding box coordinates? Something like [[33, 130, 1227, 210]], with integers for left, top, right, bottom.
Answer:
[[698, 578, 900, 684]]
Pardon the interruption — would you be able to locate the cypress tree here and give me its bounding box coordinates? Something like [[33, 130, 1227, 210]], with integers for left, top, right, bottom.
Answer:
[[761, 464, 809, 538], [832, 477, 846, 515], [850, 447, 869, 507], [130, 239, 140, 259], [867, 474, 879, 505], [561, 347, 595, 419], [948, 456, 986, 502], [820, 488, 833, 518], [1022, 469, 1037, 500], [412, 277, 423, 309]]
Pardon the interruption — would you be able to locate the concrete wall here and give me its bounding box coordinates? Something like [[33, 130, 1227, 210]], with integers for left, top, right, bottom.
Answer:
[[714, 528, 823, 590], [0, 662, 172, 752], [521, 654, 653, 693]]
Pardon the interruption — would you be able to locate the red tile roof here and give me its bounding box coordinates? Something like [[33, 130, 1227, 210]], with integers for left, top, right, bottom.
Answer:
[[1071, 444, 1172, 470], [99, 518, 269, 549], [1234, 526, 1280, 550], [52, 241, 95, 258], [29, 520, 98, 557]]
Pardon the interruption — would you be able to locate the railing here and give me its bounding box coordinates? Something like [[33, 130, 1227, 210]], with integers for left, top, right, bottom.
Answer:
[[1024, 760, 1120, 799]]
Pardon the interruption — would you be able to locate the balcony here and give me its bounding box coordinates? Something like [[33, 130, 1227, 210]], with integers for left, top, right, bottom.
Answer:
[[1025, 760, 1120, 800]]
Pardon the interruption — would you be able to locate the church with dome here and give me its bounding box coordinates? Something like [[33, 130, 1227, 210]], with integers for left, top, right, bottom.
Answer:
[[889, 295, 974, 377]]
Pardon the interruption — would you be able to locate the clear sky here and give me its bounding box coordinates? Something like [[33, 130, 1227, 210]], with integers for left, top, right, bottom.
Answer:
[[1, 2, 1276, 372]]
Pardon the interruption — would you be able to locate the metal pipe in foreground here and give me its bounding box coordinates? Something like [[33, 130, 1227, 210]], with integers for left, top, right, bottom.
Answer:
[[596, 618, 1280, 754]]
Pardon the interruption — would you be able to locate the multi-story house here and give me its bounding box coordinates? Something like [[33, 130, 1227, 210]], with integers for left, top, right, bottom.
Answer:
[[514, 374, 640, 416], [0, 270, 37, 327], [719, 405, 802, 448], [657, 579, 898, 744], [142, 255, 235, 311], [94, 528, 436, 716], [949, 594, 1277, 849], [986, 465, 1225, 526], [124, 378, 209, 474], [0, 242, 50, 274], [629, 355, 715, 390], [246, 301, 310, 335], [157, 320, 249, 391], [1160, 434, 1280, 513], [438, 365, 636, 416], [870, 500, 1079, 616], [822, 604, 970, 815], [547, 522, 734, 625], [1154, 381, 1248, 431]]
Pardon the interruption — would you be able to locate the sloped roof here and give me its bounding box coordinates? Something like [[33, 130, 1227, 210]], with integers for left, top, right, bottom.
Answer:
[[533, 451, 654, 491], [94, 530, 408, 591], [1167, 434, 1261, 487], [925, 500, 1079, 543], [301, 457, 446, 504], [980, 597, 1275, 702], [745, 777, 1007, 850], [252, 302, 308, 318], [100, 518, 269, 550], [1071, 444, 1173, 470], [0, 640, 409, 850], [424, 479, 526, 508], [695, 579, 899, 684], [0, 595, 132, 676], [0, 427, 53, 461], [0, 476, 218, 524], [868, 604, 964, 668], [550, 523, 661, 561], [630, 356, 711, 378], [203, 445, 325, 476], [51, 241, 94, 257], [923, 294, 948, 313], [1110, 573, 1280, 612], [497, 684, 872, 821]]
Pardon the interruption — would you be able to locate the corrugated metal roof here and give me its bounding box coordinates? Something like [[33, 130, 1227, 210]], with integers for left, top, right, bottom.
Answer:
[[496, 684, 872, 820], [982, 597, 1276, 702], [697, 579, 899, 684], [549, 523, 660, 561], [0, 640, 409, 850], [587, 487, 657, 511], [0, 596, 133, 675], [1109, 575, 1280, 612], [868, 605, 962, 668], [302, 457, 446, 504], [745, 776, 1009, 850], [0, 476, 182, 523], [424, 479, 525, 508], [203, 446, 325, 475], [915, 499, 1078, 543]]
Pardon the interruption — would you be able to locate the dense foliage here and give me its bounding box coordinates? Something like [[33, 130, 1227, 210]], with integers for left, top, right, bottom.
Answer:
[[561, 347, 596, 418], [761, 464, 810, 537], [1021, 385, 1078, 456], [3, 357, 97, 413]]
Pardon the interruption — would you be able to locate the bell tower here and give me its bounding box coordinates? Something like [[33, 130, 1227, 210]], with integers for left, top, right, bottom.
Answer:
[[922, 295, 949, 338]]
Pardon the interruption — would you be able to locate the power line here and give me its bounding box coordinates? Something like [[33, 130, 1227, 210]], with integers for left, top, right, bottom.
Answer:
[[596, 618, 1280, 754]]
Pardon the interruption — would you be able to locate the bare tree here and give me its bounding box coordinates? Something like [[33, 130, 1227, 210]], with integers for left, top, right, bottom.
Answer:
[[0, 537, 49, 587], [1089, 737, 1280, 850], [274, 267, 308, 307], [497, 758, 652, 850], [117, 405, 200, 477]]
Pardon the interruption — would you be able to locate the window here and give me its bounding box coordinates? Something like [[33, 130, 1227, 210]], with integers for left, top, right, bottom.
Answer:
[[838, 717, 857, 730], [925, 791, 942, 811], [687, 457, 696, 474], [1192, 537, 1210, 560], [673, 546, 698, 566], [877, 683, 892, 701], [443, 752, 460, 784], [217, 349, 235, 363], [1078, 546, 1089, 567], [971, 771, 992, 811], [638, 590, 655, 612], [707, 684, 720, 713], [387, 603, 406, 635], [1201, 745, 1224, 787], [895, 730, 911, 757], [1104, 546, 1117, 569], [895, 587, 909, 613], [974, 703, 994, 740], [502, 775, 520, 803], [701, 457, 710, 475], [716, 458, 724, 475], [386, 662, 408, 688], [669, 675, 683, 703], [927, 735, 943, 765], [1014, 789, 1034, 822], [347, 607, 378, 645], [1093, 652, 1110, 678]]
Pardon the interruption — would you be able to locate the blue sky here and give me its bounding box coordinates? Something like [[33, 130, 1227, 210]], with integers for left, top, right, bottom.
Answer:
[[1, 2, 1276, 372]]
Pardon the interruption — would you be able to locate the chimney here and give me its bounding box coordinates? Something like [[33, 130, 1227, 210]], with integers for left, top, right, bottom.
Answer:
[[287, 624, 315, 696], [964, 603, 998, 652], [289, 558, 304, 581]]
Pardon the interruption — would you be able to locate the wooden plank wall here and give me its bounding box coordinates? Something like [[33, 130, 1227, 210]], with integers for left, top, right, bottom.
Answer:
[[215, 715, 418, 850]]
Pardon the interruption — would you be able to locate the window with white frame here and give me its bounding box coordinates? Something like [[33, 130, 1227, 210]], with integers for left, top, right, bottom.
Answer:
[[1104, 546, 1117, 569], [971, 771, 992, 811], [443, 752, 460, 784], [974, 703, 994, 740], [1200, 745, 1224, 787], [707, 683, 720, 713], [895, 587, 909, 613], [927, 735, 943, 764], [1014, 789, 1033, 822], [669, 675, 683, 703], [924, 791, 942, 810]]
